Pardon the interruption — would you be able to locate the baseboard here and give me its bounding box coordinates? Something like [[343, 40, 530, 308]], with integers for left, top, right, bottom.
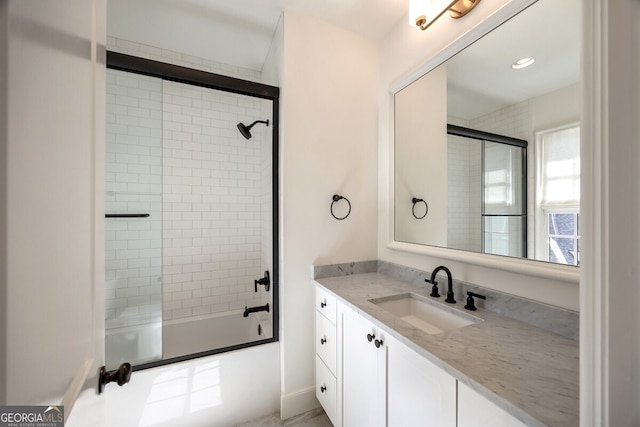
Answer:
[[280, 386, 320, 420], [62, 358, 95, 421]]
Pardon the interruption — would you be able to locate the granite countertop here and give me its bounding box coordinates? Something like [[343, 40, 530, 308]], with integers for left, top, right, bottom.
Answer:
[[314, 272, 579, 427]]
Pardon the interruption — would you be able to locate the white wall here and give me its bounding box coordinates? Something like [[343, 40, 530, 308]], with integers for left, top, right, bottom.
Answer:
[[377, 0, 580, 311], [394, 66, 448, 247], [107, 37, 262, 82], [470, 100, 529, 139], [261, 15, 283, 88], [0, 1, 7, 403], [531, 83, 580, 132], [0, 0, 106, 406], [106, 0, 280, 72], [581, 0, 640, 424], [279, 9, 379, 417]]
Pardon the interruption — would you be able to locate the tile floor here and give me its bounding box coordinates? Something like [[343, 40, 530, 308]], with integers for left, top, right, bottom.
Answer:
[[234, 408, 333, 427]]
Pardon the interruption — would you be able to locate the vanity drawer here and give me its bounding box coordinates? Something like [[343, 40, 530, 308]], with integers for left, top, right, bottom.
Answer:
[[316, 355, 338, 425], [316, 311, 337, 374], [316, 285, 337, 324]]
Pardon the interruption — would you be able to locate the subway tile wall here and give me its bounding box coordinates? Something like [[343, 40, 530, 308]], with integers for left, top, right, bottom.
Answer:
[[105, 39, 272, 330], [447, 135, 481, 252]]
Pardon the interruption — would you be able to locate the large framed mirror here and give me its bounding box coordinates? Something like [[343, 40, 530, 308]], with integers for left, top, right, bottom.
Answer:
[[393, 0, 580, 268]]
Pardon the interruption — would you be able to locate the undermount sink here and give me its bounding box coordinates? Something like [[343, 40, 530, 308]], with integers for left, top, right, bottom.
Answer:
[[370, 293, 481, 335]]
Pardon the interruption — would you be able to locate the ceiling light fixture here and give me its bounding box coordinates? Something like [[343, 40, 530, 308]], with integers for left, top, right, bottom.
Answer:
[[511, 57, 536, 70], [409, 0, 482, 31]]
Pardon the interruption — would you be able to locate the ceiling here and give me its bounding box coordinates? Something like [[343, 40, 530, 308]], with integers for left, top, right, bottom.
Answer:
[[107, 0, 580, 121], [107, 0, 408, 71], [445, 0, 580, 120]]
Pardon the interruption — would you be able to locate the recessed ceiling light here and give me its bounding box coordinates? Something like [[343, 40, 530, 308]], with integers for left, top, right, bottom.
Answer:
[[511, 57, 535, 70]]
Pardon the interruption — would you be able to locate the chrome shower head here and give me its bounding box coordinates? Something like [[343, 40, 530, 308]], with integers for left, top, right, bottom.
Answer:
[[236, 119, 269, 140]]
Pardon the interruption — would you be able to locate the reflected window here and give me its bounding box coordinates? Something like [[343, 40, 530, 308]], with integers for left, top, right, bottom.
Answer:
[[536, 125, 580, 265], [548, 212, 580, 265]]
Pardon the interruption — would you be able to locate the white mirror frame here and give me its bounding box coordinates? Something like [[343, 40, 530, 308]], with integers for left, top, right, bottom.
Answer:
[[387, 0, 579, 284]]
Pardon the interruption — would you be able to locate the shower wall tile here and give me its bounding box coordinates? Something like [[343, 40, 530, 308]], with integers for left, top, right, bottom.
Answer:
[[447, 136, 482, 252], [157, 80, 265, 321]]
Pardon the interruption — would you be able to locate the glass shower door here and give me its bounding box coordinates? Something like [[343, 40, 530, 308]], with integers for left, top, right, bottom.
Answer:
[[105, 69, 164, 368], [105, 59, 278, 368], [159, 81, 275, 359]]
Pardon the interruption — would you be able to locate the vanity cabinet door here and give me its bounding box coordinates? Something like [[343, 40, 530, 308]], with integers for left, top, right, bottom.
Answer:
[[458, 381, 527, 427], [316, 311, 337, 374], [316, 355, 338, 424], [315, 285, 341, 426], [316, 285, 337, 324], [340, 302, 386, 427], [386, 334, 456, 427]]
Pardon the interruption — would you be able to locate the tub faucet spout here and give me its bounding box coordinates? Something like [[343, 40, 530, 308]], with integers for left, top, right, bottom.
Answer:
[[244, 303, 270, 317]]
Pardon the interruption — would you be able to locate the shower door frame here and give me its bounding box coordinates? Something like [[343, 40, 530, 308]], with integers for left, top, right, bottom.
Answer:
[[106, 51, 280, 369]]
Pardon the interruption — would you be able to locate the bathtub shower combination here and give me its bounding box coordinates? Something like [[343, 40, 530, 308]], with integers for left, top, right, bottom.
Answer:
[[104, 52, 279, 369]]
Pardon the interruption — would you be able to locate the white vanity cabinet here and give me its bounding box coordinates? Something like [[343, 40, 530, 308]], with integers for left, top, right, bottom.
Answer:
[[457, 381, 527, 427], [339, 300, 456, 427], [340, 301, 387, 427], [385, 333, 456, 426], [315, 286, 340, 426], [315, 284, 528, 427]]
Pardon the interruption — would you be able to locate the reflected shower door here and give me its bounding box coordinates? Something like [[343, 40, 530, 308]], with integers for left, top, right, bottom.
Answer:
[[482, 141, 526, 257], [447, 130, 527, 258]]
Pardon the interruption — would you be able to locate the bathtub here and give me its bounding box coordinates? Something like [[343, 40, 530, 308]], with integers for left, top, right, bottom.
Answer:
[[106, 310, 271, 367], [105, 322, 162, 369], [162, 309, 271, 359]]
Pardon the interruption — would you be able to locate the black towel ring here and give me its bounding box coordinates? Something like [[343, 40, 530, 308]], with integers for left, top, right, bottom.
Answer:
[[412, 197, 428, 219], [331, 194, 351, 220]]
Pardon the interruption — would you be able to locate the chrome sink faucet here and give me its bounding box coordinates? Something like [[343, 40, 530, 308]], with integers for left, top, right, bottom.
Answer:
[[425, 266, 456, 304]]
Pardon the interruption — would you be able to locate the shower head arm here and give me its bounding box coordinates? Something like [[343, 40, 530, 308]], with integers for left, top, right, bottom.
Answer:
[[237, 119, 270, 140], [245, 119, 269, 130]]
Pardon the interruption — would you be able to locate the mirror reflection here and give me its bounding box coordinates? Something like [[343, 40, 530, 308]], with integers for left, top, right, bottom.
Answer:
[[394, 0, 580, 266]]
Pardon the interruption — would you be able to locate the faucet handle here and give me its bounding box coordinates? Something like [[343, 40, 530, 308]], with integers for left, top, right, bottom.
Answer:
[[464, 291, 486, 311], [425, 278, 440, 298]]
